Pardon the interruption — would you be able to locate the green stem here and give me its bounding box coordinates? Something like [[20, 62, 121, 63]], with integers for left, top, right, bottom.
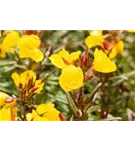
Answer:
[[66, 92, 79, 118], [84, 82, 102, 112]]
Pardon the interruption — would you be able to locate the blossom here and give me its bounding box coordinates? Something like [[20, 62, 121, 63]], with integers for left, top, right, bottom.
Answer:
[[0, 91, 16, 121], [109, 40, 124, 59], [59, 65, 84, 92], [93, 48, 117, 73], [0, 44, 6, 58], [0, 108, 13, 121], [49, 48, 81, 69], [127, 30, 135, 33], [18, 35, 44, 62], [11, 70, 44, 94], [0, 91, 11, 107], [26, 104, 61, 121], [1, 31, 19, 55], [85, 30, 104, 48]]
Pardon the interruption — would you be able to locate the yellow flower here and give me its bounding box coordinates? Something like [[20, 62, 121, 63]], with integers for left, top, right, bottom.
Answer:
[[94, 48, 117, 73], [1, 31, 19, 54], [0, 91, 10, 107], [59, 65, 84, 92], [18, 35, 44, 62], [109, 40, 124, 59], [0, 31, 1, 37], [127, 30, 135, 33], [0, 108, 12, 121], [26, 104, 61, 121], [85, 30, 104, 48], [11, 70, 44, 94], [0, 91, 17, 121], [49, 48, 81, 69], [0, 44, 6, 58]]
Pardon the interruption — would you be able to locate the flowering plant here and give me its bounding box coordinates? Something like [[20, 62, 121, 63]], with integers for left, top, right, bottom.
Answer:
[[0, 30, 135, 121]]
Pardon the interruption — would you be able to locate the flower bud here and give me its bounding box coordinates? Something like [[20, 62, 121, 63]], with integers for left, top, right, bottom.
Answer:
[[100, 108, 108, 118], [30, 86, 39, 93], [23, 30, 42, 36], [78, 49, 91, 70], [5, 97, 14, 103], [59, 113, 66, 121], [85, 66, 95, 81]]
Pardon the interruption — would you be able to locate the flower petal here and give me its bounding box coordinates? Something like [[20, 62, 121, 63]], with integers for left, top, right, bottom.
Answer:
[[0, 91, 9, 107], [109, 48, 118, 59], [69, 51, 81, 62], [0, 108, 12, 121], [94, 48, 117, 73], [29, 48, 44, 62], [43, 110, 60, 121], [1, 31, 19, 52], [49, 53, 66, 69], [34, 80, 44, 93], [85, 35, 104, 48], [11, 72, 20, 87], [59, 65, 84, 92], [36, 104, 55, 115], [20, 70, 36, 88]]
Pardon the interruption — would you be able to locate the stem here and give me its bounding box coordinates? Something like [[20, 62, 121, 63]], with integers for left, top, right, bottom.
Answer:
[[66, 92, 79, 118], [84, 82, 102, 112]]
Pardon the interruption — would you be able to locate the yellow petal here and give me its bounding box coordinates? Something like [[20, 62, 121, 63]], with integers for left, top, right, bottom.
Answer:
[[0, 44, 6, 58], [20, 70, 36, 88], [1, 31, 19, 53], [18, 35, 40, 50], [69, 51, 81, 62], [94, 48, 117, 73], [32, 109, 39, 117], [33, 115, 42, 121], [0, 108, 12, 121], [27, 35, 41, 49], [18, 35, 43, 62], [59, 65, 84, 92], [109, 48, 118, 59], [26, 113, 33, 121], [49, 49, 81, 69], [49, 53, 66, 69], [114, 40, 124, 54], [0, 91, 9, 107], [85, 35, 104, 48], [58, 48, 70, 59], [43, 110, 60, 121], [11, 72, 20, 87], [90, 30, 103, 36], [34, 80, 44, 93], [127, 30, 135, 33], [29, 48, 44, 62], [40, 117, 50, 121], [36, 104, 55, 115]]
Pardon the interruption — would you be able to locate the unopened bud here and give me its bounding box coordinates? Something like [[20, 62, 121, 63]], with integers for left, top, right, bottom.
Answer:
[[5, 97, 14, 103], [78, 49, 91, 70], [85, 73, 93, 81], [85, 66, 95, 81], [59, 113, 66, 121], [30, 86, 39, 93], [103, 40, 111, 50], [100, 108, 108, 118], [23, 30, 42, 36]]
